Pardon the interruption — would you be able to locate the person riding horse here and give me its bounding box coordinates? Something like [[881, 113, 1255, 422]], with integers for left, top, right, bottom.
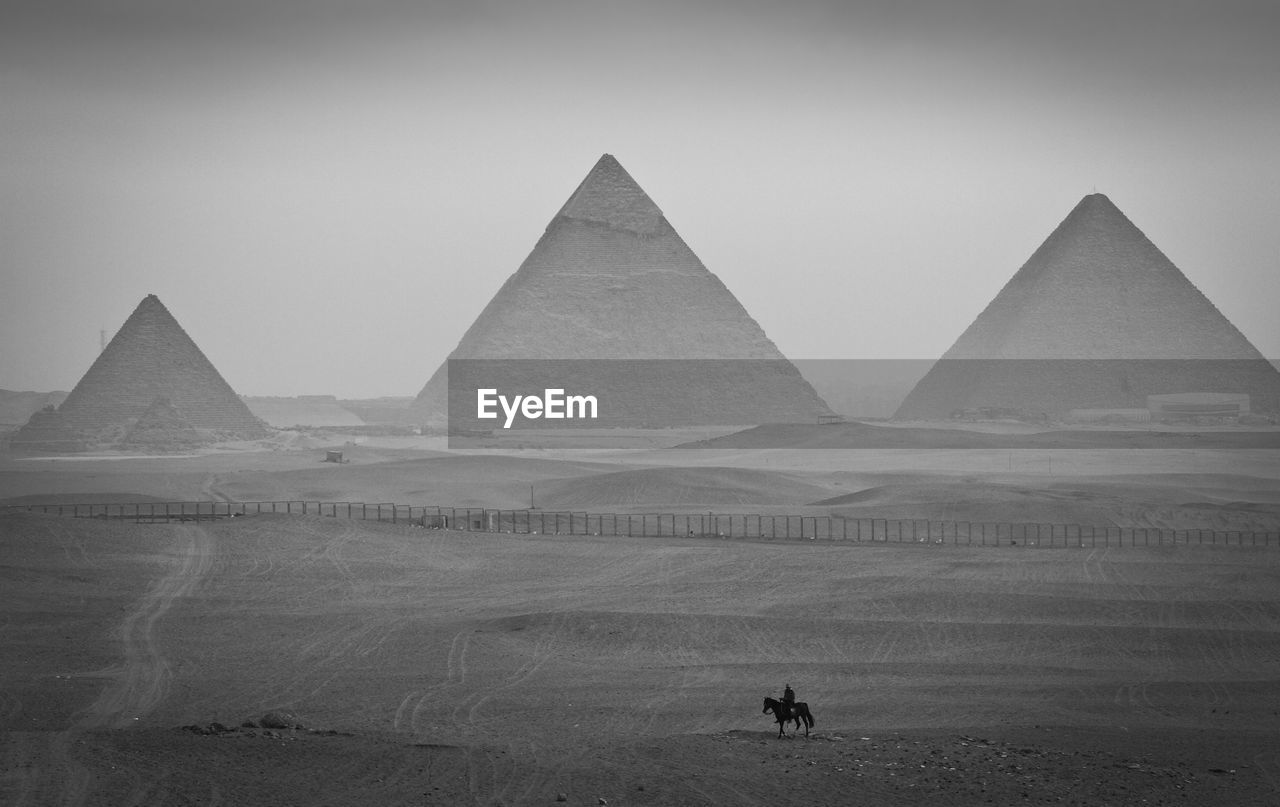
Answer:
[[781, 683, 796, 718], [763, 688, 815, 738]]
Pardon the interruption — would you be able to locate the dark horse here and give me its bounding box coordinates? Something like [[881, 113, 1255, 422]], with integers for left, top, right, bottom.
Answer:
[[762, 696, 815, 738]]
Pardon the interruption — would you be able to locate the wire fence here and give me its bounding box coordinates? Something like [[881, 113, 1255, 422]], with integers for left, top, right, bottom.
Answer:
[[2, 500, 1278, 548]]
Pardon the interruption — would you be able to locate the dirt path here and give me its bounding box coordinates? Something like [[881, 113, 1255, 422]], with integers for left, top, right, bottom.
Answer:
[[199, 473, 230, 503], [12, 524, 217, 807], [79, 524, 214, 730]]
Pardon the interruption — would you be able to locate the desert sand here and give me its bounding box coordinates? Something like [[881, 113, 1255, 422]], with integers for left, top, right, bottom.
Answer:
[[2, 437, 1279, 805]]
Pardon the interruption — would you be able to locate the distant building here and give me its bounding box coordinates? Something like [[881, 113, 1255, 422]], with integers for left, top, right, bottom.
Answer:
[[1147, 392, 1250, 421]]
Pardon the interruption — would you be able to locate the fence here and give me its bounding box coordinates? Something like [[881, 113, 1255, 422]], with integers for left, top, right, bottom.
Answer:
[[2, 500, 1278, 548]]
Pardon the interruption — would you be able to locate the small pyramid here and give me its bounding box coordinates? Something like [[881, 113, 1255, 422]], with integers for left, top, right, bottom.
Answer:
[[14, 295, 266, 448], [413, 154, 831, 427], [6, 406, 87, 452], [895, 194, 1280, 419], [121, 396, 203, 449]]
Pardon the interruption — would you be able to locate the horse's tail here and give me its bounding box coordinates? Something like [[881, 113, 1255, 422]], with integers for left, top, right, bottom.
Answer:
[[805, 709, 815, 729]]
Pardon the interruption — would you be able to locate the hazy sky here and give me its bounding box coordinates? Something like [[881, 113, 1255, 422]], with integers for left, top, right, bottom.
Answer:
[[3, 0, 1278, 398]]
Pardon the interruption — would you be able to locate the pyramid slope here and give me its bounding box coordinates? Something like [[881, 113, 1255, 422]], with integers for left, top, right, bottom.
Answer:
[[896, 194, 1280, 419], [34, 295, 266, 438], [942, 194, 1267, 361], [414, 155, 832, 426]]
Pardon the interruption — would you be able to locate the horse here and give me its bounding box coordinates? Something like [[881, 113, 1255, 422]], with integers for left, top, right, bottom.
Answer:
[[762, 696, 815, 738]]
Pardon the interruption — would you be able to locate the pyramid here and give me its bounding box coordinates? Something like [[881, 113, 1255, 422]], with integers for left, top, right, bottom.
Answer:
[[7, 406, 87, 452], [895, 193, 1280, 419], [413, 154, 832, 428], [121, 396, 203, 449], [13, 295, 266, 448]]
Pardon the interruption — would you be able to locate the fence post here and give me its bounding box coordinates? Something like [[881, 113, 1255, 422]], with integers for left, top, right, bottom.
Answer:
[[50, 500, 1280, 553]]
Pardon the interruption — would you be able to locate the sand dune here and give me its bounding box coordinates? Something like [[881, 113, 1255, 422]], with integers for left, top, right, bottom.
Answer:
[[680, 420, 1280, 449], [2, 512, 1277, 805], [211, 453, 638, 508], [811, 476, 1280, 531], [532, 466, 841, 510], [6, 446, 1280, 534]]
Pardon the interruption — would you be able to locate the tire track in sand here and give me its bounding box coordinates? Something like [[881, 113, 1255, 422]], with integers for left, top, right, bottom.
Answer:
[[397, 628, 473, 733], [78, 524, 215, 730], [11, 524, 216, 807]]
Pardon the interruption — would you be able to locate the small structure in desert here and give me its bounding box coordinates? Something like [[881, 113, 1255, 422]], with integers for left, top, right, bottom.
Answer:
[[894, 193, 1280, 420], [11, 294, 266, 451], [1147, 392, 1250, 422], [412, 154, 832, 429]]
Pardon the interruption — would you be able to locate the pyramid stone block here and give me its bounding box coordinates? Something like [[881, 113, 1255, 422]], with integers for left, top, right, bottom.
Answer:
[[414, 154, 832, 428], [895, 194, 1280, 419]]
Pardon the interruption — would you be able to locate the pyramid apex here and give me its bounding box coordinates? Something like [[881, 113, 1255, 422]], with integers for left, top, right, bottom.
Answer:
[[554, 154, 665, 233], [1068, 191, 1117, 210], [1052, 192, 1139, 238], [1070, 191, 1132, 218]]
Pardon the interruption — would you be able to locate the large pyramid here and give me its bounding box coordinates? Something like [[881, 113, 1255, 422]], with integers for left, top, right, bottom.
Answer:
[[895, 193, 1280, 419], [12, 295, 266, 449], [413, 154, 832, 429]]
